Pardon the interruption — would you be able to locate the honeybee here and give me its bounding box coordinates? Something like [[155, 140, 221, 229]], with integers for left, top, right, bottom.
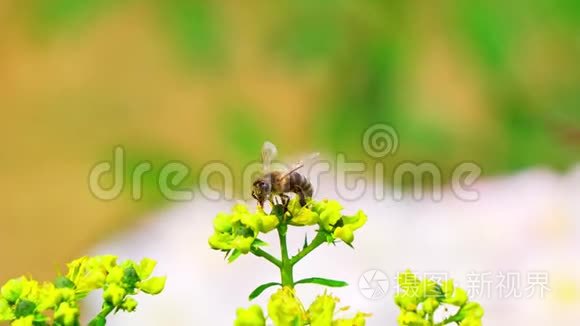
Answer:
[[251, 141, 316, 207]]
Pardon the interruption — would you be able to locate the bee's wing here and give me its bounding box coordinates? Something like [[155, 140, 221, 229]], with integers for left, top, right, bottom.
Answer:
[[281, 152, 319, 179], [261, 141, 278, 173]]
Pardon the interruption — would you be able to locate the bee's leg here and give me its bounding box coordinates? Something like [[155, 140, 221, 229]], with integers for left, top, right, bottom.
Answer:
[[299, 194, 307, 206], [252, 192, 261, 206], [295, 187, 307, 206], [269, 194, 279, 206], [269, 194, 280, 206], [279, 194, 290, 208]]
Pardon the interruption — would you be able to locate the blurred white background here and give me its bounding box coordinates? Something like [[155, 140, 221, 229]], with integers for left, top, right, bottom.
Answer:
[[88, 165, 580, 325]]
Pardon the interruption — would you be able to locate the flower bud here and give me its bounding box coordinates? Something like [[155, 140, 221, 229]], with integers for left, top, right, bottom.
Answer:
[[455, 302, 484, 322], [98, 255, 118, 271], [54, 302, 79, 326], [136, 258, 157, 280], [257, 213, 279, 233], [121, 297, 138, 312], [441, 279, 454, 297], [138, 276, 166, 295], [208, 233, 235, 250], [416, 279, 437, 298], [11, 316, 34, 326], [241, 213, 260, 233], [36, 283, 58, 311], [286, 196, 303, 216], [65, 256, 88, 283], [103, 283, 126, 306], [397, 270, 420, 292], [77, 270, 106, 292], [397, 311, 428, 326], [290, 208, 319, 226], [268, 287, 307, 326], [308, 293, 338, 326], [422, 297, 439, 314], [231, 236, 255, 254], [444, 287, 468, 306], [56, 288, 76, 303], [232, 203, 250, 215], [332, 210, 367, 244], [1, 278, 24, 303], [214, 212, 234, 233], [315, 200, 343, 231], [234, 304, 266, 326], [106, 266, 124, 284], [394, 293, 418, 311], [333, 227, 354, 244], [286, 197, 318, 226], [0, 298, 15, 321]]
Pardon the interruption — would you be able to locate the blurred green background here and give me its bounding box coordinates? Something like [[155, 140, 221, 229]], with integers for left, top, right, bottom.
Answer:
[[0, 0, 579, 281]]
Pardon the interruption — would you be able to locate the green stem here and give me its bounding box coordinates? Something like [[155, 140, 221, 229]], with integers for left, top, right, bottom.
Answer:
[[278, 223, 294, 287], [89, 303, 114, 325], [251, 247, 282, 267], [290, 231, 326, 266], [99, 304, 114, 317]]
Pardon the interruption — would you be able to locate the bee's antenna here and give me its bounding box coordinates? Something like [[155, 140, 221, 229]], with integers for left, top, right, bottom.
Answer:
[[280, 152, 319, 180], [280, 163, 304, 180]]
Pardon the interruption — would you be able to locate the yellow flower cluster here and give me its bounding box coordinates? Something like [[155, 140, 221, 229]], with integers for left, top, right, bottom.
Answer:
[[209, 203, 279, 255], [0, 276, 77, 326], [395, 270, 484, 326], [0, 255, 166, 326], [234, 287, 370, 326], [209, 199, 368, 262], [287, 198, 367, 245], [212, 197, 370, 325]]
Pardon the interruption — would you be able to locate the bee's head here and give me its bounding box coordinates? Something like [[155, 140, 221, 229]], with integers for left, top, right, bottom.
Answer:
[[252, 178, 272, 205]]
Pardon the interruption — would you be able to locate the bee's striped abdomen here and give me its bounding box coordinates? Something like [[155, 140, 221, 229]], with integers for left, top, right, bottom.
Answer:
[[288, 172, 313, 199]]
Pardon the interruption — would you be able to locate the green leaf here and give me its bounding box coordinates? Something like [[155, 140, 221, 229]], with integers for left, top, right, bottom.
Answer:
[[14, 300, 36, 318], [325, 233, 335, 243], [54, 276, 75, 289], [224, 249, 232, 260], [294, 277, 348, 288], [227, 249, 242, 263], [88, 315, 106, 326], [248, 282, 281, 300], [252, 239, 268, 248], [123, 266, 140, 291]]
